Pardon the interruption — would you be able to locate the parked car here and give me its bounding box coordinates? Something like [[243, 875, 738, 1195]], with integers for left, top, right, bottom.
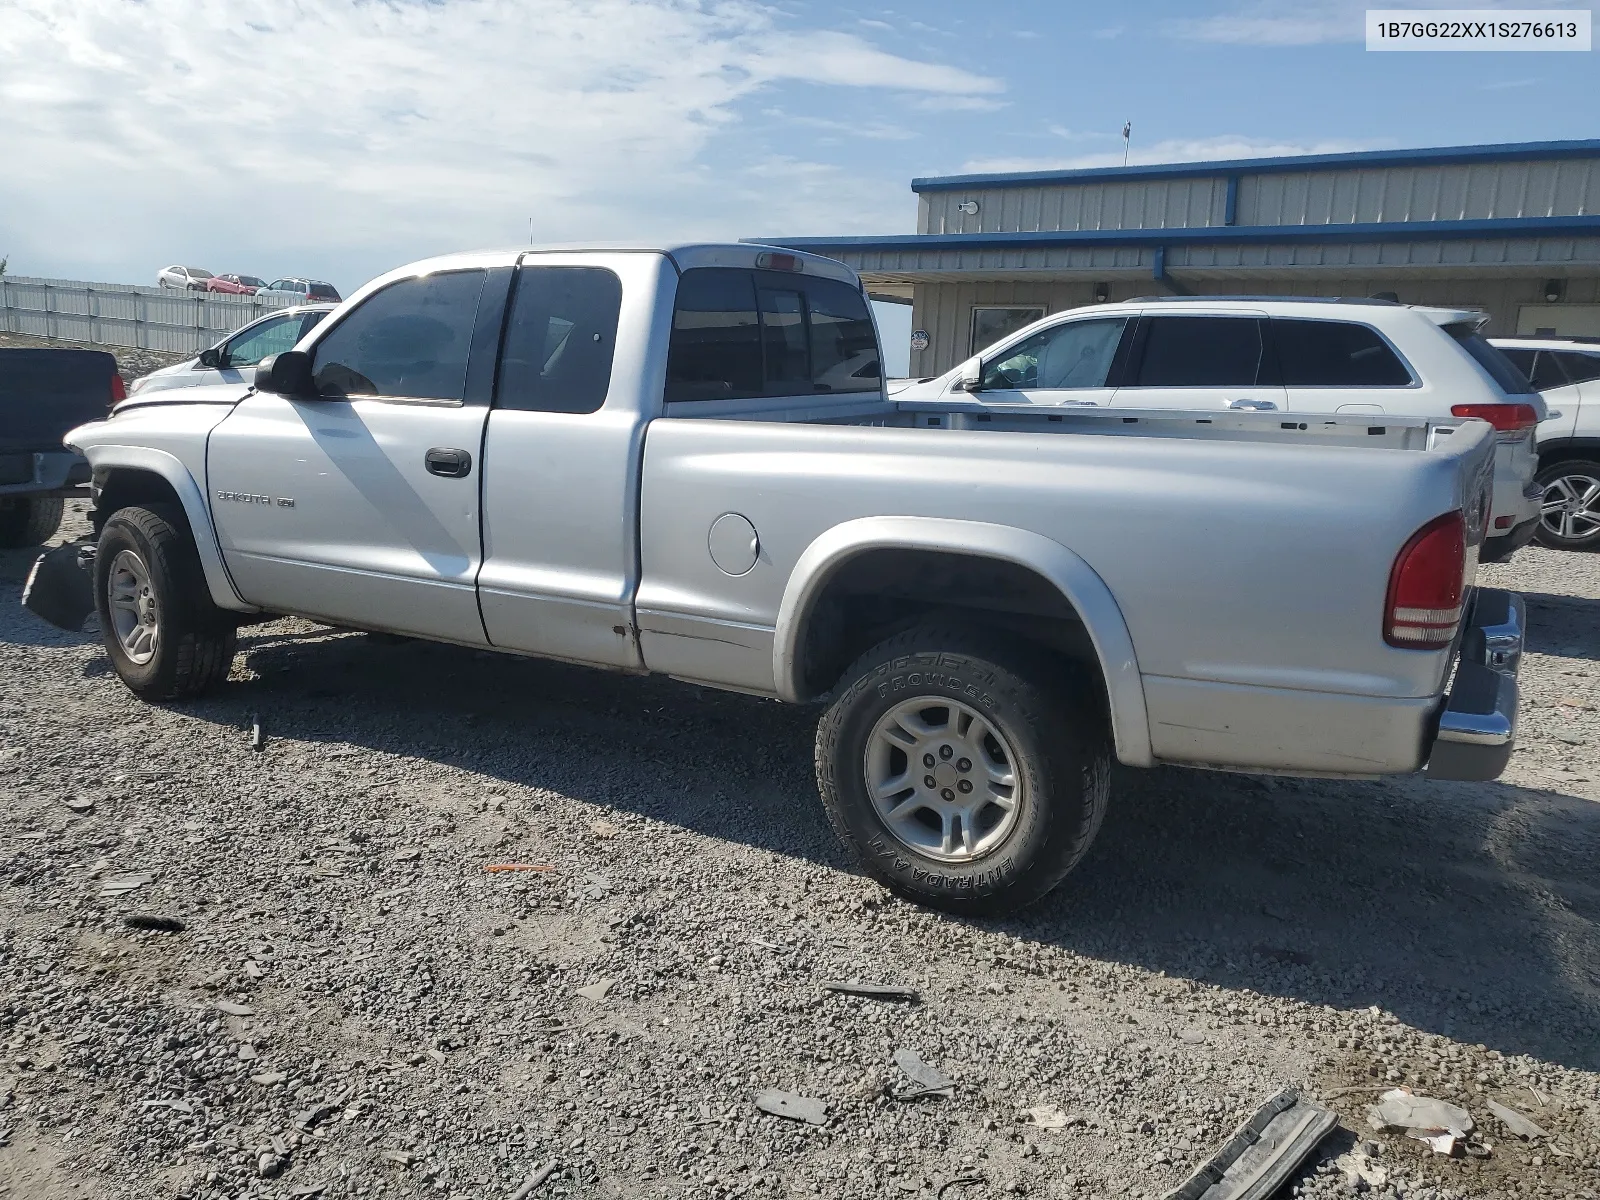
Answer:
[[157, 266, 215, 291], [208, 274, 267, 295], [257, 278, 341, 304], [50, 244, 1522, 916], [1492, 336, 1600, 549], [0, 349, 123, 547], [126, 305, 336, 397], [895, 297, 1546, 563]]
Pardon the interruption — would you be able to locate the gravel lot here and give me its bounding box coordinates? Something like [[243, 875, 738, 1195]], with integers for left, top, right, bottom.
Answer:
[[1, 507, 1597, 1200]]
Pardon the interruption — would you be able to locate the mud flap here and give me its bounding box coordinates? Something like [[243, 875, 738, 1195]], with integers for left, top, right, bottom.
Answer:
[[22, 541, 96, 632]]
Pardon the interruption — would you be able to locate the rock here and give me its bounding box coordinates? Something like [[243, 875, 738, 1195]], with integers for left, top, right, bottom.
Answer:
[[575, 978, 615, 1002], [215, 1000, 255, 1016], [257, 1151, 285, 1178], [754, 1089, 827, 1126]]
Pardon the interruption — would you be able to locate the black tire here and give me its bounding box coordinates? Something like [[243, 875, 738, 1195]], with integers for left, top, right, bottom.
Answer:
[[1533, 459, 1600, 551], [815, 624, 1110, 916], [94, 504, 236, 700], [0, 497, 65, 548]]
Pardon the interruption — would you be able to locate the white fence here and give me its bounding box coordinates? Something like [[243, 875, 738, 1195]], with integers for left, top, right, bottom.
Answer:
[[0, 275, 300, 355]]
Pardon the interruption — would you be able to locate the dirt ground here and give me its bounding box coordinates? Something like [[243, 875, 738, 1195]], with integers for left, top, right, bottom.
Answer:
[[0, 506, 1596, 1200]]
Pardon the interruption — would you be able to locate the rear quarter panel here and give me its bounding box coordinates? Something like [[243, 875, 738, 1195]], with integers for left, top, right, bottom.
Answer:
[[636, 418, 1488, 708]]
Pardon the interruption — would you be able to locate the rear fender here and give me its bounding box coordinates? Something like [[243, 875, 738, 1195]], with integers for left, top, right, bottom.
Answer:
[[774, 516, 1153, 768]]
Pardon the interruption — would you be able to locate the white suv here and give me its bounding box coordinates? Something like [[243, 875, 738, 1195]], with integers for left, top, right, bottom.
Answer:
[[1491, 337, 1600, 551], [899, 297, 1545, 562]]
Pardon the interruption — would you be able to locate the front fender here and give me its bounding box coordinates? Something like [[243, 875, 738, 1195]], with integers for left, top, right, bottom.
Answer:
[[773, 516, 1153, 768], [68, 420, 255, 614]]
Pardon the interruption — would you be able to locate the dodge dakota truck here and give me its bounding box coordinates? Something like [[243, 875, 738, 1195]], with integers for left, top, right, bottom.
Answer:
[[55, 243, 1524, 914]]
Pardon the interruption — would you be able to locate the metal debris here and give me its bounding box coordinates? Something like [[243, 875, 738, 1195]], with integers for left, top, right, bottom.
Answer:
[[574, 978, 615, 1002], [124, 913, 186, 932], [1367, 1088, 1473, 1155], [250, 714, 265, 751], [99, 872, 154, 897], [139, 1098, 194, 1114], [289, 1183, 327, 1198], [1020, 1104, 1070, 1130], [754, 1088, 827, 1125], [1487, 1098, 1551, 1141], [1164, 1087, 1338, 1200], [937, 1177, 985, 1198], [61, 794, 95, 814], [295, 1102, 339, 1131], [890, 1048, 954, 1100], [250, 1072, 286, 1085], [509, 1161, 558, 1199], [215, 1000, 255, 1017], [822, 980, 920, 1002]]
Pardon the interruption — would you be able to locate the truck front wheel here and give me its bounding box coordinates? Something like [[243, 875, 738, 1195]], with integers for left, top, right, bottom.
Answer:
[[94, 504, 236, 700], [0, 497, 65, 548], [815, 624, 1110, 916]]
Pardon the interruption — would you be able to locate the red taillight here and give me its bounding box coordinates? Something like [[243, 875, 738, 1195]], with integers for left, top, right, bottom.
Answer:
[[110, 373, 127, 404], [1450, 403, 1537, 433], [1385, 511, 1466, 650]]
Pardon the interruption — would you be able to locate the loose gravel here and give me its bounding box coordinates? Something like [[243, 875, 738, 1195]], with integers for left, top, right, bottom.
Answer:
[[1, 508, 1597, 1200]]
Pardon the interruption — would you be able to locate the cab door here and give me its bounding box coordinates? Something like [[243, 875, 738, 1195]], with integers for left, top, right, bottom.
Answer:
[[207, 264, 511, 644]]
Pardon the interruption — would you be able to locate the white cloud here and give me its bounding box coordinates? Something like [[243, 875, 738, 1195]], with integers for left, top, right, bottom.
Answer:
[[0, 0, 998, 289], [958, 135, 1389, 176]]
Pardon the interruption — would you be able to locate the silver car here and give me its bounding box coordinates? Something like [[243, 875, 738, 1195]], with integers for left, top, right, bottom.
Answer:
[[156, 265, 214, 291], [126, 305, 335, 397]]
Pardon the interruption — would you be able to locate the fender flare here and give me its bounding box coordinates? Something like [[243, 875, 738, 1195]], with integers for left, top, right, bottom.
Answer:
[[772, 516, 1152, 768], [87, 445, 256, 613]]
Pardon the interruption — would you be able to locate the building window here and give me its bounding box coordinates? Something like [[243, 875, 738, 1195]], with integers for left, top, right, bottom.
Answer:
[[970, 307, 1045, 356]]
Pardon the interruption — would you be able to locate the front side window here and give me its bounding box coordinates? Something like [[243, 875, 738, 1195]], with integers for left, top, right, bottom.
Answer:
[[982, 318, 1127, 391], [1556, 351, 1600, 386], [1131, 316, 1264, 388], [971, 306, 1045, 356], [311, 270, 486, 401], [222, 314, 299, 368], [1271, 319, 1412, 387], [664, 268, 880, 402], [496, 266, 622, 414]]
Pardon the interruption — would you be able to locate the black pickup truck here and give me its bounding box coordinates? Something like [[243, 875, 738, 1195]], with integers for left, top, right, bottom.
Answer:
[[0, 348, 123, 547]]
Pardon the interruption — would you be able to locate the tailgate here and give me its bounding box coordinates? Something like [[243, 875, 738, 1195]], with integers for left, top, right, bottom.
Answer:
[[0, 349, 117, 453]]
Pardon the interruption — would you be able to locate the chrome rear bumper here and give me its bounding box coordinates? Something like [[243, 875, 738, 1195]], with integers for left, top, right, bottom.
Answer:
[[1425, 588, 1523, 781]]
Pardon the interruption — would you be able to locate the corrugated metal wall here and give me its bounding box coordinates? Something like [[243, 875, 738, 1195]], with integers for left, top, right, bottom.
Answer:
[[918, 177, 1226, 235], [904, 273, 1600, 376], [0, 275, 298, 354], [1239, 158, 1600, 225], [916, 156, 1600, 236]]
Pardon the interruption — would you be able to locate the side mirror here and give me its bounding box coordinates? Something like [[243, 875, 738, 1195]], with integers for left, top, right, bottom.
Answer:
[[197, 347, 221, 369], [255, 350, 315, 396], [955, 355, 984, 393]]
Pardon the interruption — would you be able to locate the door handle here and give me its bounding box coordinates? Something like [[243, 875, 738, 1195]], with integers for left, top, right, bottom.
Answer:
[[425, 447, 473, 478], [1226, 398, 1278, 411]]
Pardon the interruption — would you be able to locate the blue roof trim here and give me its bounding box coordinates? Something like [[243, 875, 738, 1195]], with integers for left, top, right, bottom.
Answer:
[[909, 139, 1600, 193], [746, 215, 1600, 253]]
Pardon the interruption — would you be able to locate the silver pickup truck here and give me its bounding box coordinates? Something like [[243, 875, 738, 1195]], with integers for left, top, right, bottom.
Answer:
[[57, 243, 1524, 914]]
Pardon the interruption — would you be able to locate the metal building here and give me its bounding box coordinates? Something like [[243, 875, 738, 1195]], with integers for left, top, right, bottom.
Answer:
[[755, 139, 1600, 377]]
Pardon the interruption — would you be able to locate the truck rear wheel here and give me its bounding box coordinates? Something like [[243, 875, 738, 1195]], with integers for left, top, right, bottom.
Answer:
[[815, 624, 1110, 915], [0, 497, 65, 548], [94, 504, 236, 700]]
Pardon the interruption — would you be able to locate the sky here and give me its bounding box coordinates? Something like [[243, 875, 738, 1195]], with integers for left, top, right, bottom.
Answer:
[[1, 0, 1595, 308]]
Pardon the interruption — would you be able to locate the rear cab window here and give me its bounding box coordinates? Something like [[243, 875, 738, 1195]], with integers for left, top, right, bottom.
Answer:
[[665, 267, 879, 403]]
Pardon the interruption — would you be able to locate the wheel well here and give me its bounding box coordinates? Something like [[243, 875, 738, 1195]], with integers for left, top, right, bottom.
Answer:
[[1538, 441, 1600, 470], [796, 548, 1106, 702], [91, 468, 187, 536]]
